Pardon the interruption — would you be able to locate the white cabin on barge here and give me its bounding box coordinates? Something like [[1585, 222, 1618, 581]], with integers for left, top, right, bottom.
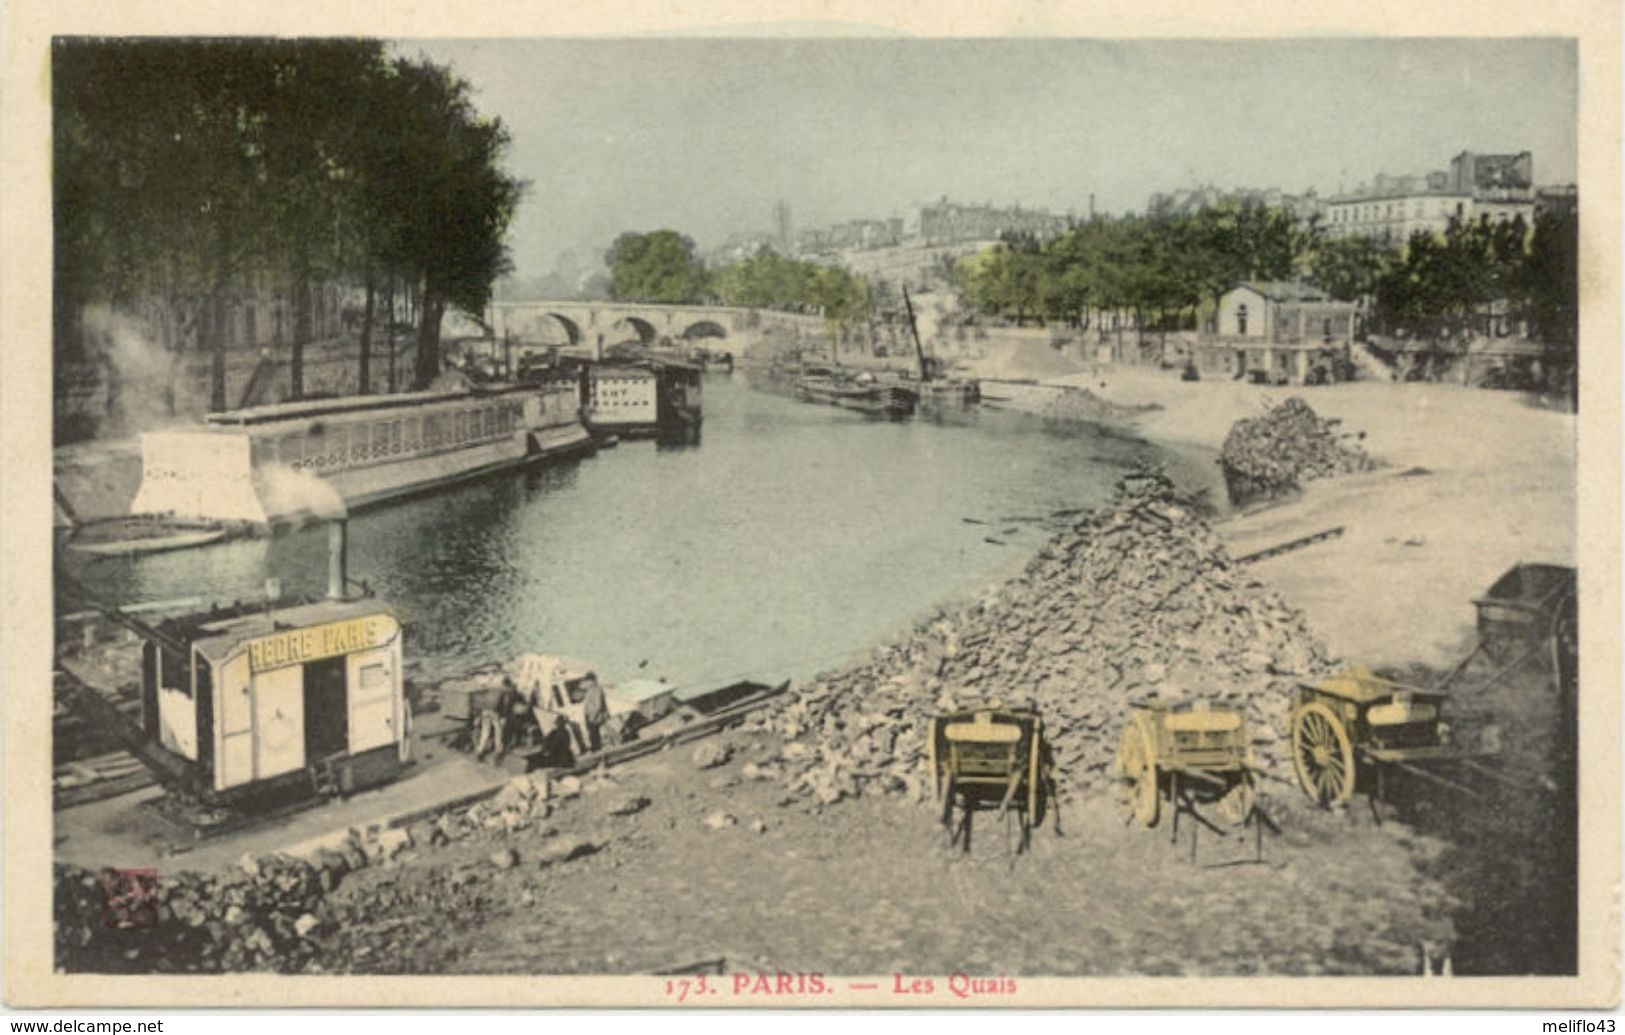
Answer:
[[130, 380, 589, 526]]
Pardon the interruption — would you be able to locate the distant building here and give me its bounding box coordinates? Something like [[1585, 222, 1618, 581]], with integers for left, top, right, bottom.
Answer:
[[1326, 151, 1537, 243], [707, 232, 777, 267], [1145, 185, 1324, 228], [918, 197, 1069, 246], [1198, 281, 1358, 384], [1325, 191, 1477, 244], [1449, 151, 1534, 197], [1535, 184, 1579, 221]]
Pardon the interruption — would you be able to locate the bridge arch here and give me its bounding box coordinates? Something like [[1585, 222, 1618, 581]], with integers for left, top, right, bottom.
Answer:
[[541, 312, 582, 346], [681, 319, 728, 341], [607, 315, 659, 348]]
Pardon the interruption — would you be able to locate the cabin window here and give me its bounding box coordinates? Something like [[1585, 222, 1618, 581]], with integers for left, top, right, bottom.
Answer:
[[389, 421, 402, 454], [372, 422, 389, 457], [351, 426, 368, 462], [329, 428, 347, 467], [1236, 304, 1249, 336], [194, 653, 213, 706], [160, 646, 191, 698], [359, 663, 390, 692]]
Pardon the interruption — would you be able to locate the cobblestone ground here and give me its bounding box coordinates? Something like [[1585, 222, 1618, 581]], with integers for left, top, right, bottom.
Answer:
[[312, 726, 1460, 978]]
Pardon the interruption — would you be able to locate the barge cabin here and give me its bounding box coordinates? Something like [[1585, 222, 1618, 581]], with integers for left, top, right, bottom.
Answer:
[[140, 523, 411, 804]]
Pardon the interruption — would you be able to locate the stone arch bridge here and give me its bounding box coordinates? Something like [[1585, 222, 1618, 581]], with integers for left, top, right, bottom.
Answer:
[[487, 301, 823, 354]]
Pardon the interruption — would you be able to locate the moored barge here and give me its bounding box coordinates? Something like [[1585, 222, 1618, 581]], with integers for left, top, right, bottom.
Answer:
[[129, 379, 592, 527]]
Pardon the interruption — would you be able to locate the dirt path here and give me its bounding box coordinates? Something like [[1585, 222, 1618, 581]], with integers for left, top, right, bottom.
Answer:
[[1056, 371, 1577, 672], [309, 727, 1453, 978]]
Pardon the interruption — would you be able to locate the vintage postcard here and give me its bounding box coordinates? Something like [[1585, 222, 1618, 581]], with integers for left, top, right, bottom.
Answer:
[[2, 0, 1619, 1011]]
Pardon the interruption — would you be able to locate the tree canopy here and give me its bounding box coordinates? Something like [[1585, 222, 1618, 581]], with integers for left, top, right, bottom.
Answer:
[[710, 250, 872, 326], [53, 38, 525, 396], [605, 230, 709, 304]]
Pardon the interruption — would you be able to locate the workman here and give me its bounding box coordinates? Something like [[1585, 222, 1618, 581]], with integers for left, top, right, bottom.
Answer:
[[494, 678, 526, 757], [472, 695, 500, 759], [474, 678, 526, 759], [579, 673, 609, 754]]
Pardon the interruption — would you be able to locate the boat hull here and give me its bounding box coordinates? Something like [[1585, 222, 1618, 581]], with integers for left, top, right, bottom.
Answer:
[[130, 386, 595, 527], [796, 379, 917, 418]]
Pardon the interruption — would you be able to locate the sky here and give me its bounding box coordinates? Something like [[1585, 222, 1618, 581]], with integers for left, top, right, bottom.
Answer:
[[397, 37, 1578, 278]]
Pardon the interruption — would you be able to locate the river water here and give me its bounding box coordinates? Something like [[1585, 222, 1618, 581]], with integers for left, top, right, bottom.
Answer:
[[66, 376, 1224, 694]]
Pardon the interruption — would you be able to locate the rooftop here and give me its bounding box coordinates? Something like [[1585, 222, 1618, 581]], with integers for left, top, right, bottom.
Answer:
[[1232, 280, 1332, 304]]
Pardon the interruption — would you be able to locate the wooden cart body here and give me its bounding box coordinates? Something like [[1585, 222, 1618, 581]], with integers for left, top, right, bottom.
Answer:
[[1291, 669, 1452, 806], [1116, 700, 1257, 829], [928, 701, 1054, 853], [1474, 563, 1576, 665]]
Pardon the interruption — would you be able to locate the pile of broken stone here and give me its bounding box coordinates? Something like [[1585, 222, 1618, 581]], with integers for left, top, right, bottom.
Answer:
[[747, 467, 1334, 809]]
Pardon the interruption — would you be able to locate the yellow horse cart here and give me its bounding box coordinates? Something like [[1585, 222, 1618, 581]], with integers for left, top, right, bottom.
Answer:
[[928, 701, 1058, 854]]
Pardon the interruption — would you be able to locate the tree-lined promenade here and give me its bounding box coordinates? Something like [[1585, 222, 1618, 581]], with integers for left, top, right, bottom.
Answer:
[[54, 38, 524, 405], [951, 198, 1578, 359]]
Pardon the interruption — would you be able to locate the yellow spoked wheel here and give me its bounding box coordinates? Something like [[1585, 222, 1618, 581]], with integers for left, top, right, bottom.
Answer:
[[1292, 701, 1356, 806], [1115, 722, 1160, 827]]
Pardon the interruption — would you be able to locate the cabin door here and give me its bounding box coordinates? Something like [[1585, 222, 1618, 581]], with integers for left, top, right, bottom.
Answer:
[[252, 665, 305, 779], [303, 656, 349, 762], [346, 647, 397, 754]]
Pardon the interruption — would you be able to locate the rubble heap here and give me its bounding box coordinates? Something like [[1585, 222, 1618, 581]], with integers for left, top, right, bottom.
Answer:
[[748, 467, 1333, 807], [52, 770, 603, 974], [55, 854, 331, 973], [1218, 396, 1369, 503]]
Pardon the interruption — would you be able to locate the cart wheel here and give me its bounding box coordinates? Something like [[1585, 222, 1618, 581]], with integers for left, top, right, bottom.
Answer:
[[1293, 701, 1356, 806], [1552, 591, 1578, 692], [1214, 772, 1256, 827], [1115, 722, 1160, 827]]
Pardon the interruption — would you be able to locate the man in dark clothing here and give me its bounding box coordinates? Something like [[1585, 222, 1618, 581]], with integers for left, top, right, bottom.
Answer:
[[490, 678, 525, 758], [579, 674, 609, 754]]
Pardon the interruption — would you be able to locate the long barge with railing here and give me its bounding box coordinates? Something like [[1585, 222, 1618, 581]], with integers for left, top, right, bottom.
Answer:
[[128, 378, 593, 527]]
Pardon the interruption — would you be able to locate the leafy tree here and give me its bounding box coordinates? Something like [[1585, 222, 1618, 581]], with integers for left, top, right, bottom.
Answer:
[[376, 57, 525, 388], [1522, 207, 1577, 357], [954, 241, 1043, 325], [710, 249, 871, 327], [605, 230, 708, 304], [53, 39, 524, 405], [1310, 235, 1394, 302]]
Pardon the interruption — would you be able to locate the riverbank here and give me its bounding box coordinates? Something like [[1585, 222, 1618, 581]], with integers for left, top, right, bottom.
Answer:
[[1045, 367, 1578, 671], [52, 371, 1580, 982]]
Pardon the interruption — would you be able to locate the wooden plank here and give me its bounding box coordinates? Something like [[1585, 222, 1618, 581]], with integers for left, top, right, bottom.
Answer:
[[1235, 525, 1345, 565]]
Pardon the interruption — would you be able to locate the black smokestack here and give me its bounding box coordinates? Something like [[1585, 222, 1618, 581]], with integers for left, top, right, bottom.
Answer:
[[327, 519, 350, 600]]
